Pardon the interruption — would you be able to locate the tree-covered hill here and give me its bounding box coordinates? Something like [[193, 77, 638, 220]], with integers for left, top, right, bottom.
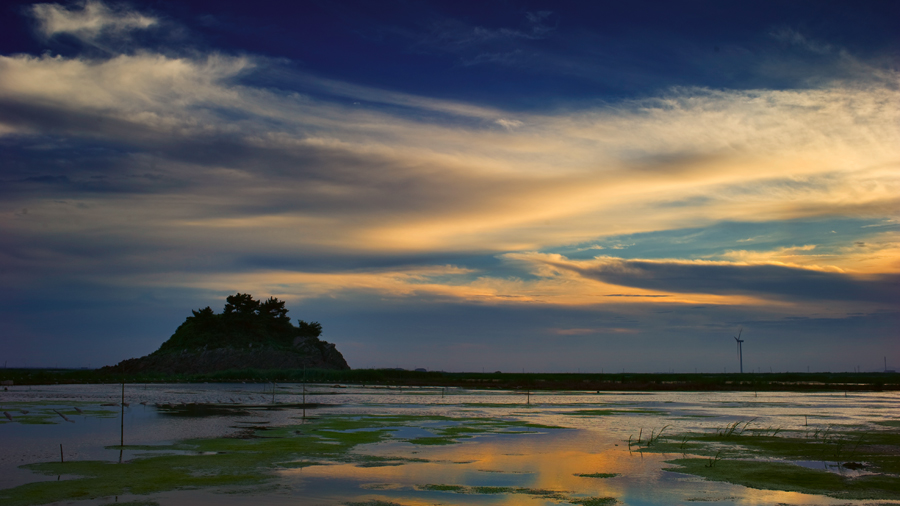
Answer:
[[103, 294, 349, 374], [155, 293, 325, 354]]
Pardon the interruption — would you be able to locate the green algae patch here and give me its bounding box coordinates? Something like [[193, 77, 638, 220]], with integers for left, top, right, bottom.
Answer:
[[5, 415, 56, 425], [570, 497, 617, 505], [667, 458, 900, 500], [313, 429, 391, 446], [1, 412, 568, 506], [0, 415, 394, 506], [400, 416, 565, 446], [275, 460, 322, 469], [634, 420, 900, 471], [679, 426, 900, 474], [0, 404, 118, 425], [344, 501, 405, 506], [438, 425, 489, 437], [576, 473, 618, 478], [418, 484, 467, 492], [2, 456, 268, 506], [515, 488, 569, 500], [636, 420, 900, 500], [112, 444, 183, 452], [407, 436, 458, 446], [472, 486, 513, 494]]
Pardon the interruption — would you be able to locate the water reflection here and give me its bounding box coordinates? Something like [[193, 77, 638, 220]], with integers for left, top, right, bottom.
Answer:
[[1, 384, 898, 505]]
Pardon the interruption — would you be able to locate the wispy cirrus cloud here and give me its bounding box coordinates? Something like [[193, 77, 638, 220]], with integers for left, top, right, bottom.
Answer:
[[2, 37, 898, 287], [416, 10, 557, 49], [399, 10, 557, 69], [30, 0, 157, 46], [769, 26, 835, 55]]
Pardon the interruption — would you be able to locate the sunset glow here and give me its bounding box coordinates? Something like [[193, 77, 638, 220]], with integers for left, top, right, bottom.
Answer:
[[1, 0, 897, 372]]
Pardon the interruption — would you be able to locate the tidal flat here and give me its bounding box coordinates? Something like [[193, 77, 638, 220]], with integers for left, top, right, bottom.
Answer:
[[1, 384, 898, 505]]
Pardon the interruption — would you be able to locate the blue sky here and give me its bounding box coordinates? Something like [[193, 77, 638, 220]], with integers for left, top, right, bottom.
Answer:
[[1, 0, 898, 372]]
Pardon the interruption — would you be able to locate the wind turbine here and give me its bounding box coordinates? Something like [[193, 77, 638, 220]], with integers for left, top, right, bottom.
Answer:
[[734, 328, 744, 374]]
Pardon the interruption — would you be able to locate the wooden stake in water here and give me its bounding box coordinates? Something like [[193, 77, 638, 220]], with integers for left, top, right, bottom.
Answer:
[[120, 369, 125, 447], [60, 444, 64, 463]]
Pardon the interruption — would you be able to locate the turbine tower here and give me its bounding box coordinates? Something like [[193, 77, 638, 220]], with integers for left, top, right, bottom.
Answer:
[[734, 328, 744, 374]]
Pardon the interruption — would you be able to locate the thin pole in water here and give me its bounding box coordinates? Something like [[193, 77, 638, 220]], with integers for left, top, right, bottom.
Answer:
[[120, 367, 125, 447], [60, 444, 64, 463]]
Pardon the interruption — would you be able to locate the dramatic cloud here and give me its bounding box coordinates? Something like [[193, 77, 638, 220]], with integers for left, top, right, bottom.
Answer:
[[2, 1, 898, 370], [512, 254, 900, 305], [30, 0, 157, 45]]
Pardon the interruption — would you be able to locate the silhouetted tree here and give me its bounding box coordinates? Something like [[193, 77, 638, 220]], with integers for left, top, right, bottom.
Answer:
[[296, 320, 322, 337], [154, 293, 323, 354], [190, 306, 215, 319], [259, 296, 290, 322], [223, 293, 260, 315]]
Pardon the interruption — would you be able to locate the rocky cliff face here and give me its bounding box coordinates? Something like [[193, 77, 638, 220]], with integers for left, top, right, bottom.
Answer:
[[104, 335, 349, 375]]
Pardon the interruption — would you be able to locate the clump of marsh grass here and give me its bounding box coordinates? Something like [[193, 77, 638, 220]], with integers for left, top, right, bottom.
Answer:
[[716, 418, 756, 438], [648, 425, 670, 446], [716, 421, 741, 437], [628, 425, 670, 449], [704, 450, 723, 468]]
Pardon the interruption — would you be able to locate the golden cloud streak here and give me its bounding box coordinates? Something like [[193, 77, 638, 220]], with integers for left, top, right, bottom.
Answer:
[[1, 45, 898, 309]]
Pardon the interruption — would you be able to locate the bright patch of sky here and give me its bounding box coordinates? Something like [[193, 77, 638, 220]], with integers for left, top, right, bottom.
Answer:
[[550, 218, 899, 261]]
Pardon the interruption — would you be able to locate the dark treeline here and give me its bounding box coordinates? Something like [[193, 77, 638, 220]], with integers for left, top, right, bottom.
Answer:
[[1, 368, 898, 391]]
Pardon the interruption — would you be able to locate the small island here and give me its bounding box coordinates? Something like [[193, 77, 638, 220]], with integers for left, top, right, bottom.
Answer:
[[102, 293, 349, 374]]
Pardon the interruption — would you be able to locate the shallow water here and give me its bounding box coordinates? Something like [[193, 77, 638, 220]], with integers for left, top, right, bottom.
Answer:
[[1, 384, 898, 505]]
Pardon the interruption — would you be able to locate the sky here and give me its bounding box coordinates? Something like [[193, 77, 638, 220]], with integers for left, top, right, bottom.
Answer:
[[1, 0, 898, 373]]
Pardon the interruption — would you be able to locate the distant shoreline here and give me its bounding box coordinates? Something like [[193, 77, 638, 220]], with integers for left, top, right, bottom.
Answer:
[[1, 368, 898, 391]]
